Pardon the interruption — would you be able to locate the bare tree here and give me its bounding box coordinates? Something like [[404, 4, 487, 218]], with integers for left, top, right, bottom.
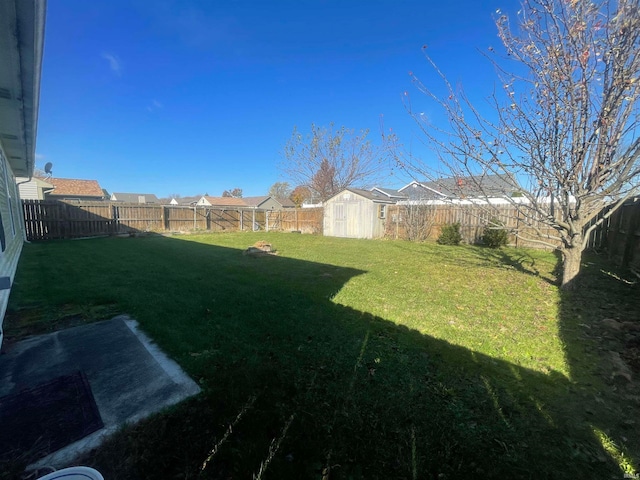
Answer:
[[268, 182, 292, 202], [222, 188, 243, 198], [281, 123, 395, 202], [403, 0, 640, 289], [402, 204, 437, 242]]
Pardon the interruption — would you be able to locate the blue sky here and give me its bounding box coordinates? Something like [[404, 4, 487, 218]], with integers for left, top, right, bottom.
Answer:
[[36, 0, 509, 198]]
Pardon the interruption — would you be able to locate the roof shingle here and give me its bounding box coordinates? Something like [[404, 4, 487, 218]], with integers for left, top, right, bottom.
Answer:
[[44, 178, 105, 197], [202, 196, 247, 207]]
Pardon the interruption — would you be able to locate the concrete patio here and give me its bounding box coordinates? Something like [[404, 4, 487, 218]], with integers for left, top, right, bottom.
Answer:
[[0, 315, 201, 469]]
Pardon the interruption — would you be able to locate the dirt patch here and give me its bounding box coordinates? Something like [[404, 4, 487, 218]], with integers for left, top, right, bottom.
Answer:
[[243, 241, 277, 257]]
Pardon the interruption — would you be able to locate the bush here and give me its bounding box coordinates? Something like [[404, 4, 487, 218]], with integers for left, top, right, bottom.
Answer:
[[482, 218, 509, 248], [437, 223, 462, 245]]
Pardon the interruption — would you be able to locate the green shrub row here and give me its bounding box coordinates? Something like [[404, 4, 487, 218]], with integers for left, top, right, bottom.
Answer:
[[436, 218, 509, 247]]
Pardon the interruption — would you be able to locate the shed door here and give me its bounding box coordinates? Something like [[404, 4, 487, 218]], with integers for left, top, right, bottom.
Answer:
[[334, 201, 367, 238], [334, 203, 346, 237], [345, 202, 363, 238]]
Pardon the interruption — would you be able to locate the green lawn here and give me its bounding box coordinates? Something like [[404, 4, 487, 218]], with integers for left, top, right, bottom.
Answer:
[[4, 232, 639, 479]]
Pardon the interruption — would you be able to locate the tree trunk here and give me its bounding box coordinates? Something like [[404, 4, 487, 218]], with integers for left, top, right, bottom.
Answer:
[[561, 245, 583, 290]]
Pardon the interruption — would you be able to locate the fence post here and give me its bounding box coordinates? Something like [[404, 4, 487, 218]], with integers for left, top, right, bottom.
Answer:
[[515, 208, 520, 248], [622, 202, 640, 267]]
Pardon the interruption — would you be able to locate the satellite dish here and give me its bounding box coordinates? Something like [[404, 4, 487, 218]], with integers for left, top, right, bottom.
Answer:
[[44, 162, 53, 175]]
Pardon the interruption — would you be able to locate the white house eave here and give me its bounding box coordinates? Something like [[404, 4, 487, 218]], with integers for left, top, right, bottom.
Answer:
[[0, 0, 46, 178]]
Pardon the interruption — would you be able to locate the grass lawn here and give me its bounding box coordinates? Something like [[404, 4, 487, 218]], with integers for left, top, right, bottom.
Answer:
[[4, 232, 639, 479]]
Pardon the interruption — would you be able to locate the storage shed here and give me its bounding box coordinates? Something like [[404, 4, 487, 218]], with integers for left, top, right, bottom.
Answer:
[[324, 188, 395, 239]]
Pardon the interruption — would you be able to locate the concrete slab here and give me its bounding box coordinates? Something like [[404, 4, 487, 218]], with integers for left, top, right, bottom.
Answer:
[[0, 315, 201, 468]]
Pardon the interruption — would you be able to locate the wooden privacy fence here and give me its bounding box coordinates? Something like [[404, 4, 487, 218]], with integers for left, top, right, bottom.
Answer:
[[22, 198, 638, 269], [384, 203, 559, 248], [21, 200, 323, 240], [586, 197, 640, 272], [384, 199, 640, 270]]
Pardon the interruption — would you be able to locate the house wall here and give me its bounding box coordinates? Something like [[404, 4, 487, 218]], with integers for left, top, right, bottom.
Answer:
[[256, 197, 282, 211], [16, 177, 42, 200], [0, 144, 26, 346], [324, 191, 386, 239]]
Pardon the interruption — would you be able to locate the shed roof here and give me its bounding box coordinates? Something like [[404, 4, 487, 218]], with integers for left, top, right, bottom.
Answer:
[[328, 188, 397, 204], [45, 178, 105, 197]]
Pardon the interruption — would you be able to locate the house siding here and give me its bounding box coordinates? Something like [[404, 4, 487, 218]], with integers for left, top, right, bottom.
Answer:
[[17, 179, 40, 199], [0, 145, 25, 346], [16, 177, 53, 200], [253, 197, 281, 211]]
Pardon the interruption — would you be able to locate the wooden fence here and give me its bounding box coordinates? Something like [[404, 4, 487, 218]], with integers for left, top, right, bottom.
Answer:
[[383, 203, 559, 248], [586, 197, 640, 272], [384, 199, 640, 271], [21, 200, 323, 240], [21, 199, 639, 272]]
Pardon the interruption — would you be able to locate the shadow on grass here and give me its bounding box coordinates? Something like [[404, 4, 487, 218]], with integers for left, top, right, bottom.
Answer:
[[456, 244, 562, 286], [4, 235, 639, 479]]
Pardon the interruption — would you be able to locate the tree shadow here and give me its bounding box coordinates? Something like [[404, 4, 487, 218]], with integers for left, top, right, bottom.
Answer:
[[554, 252, 640, 470], [457, 245, 562, 286], [5, 235, 638, 479]]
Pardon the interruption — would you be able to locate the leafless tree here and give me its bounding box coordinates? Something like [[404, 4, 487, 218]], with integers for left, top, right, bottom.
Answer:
[[268, 182, 292, 202], [402, 0, 640, 289], [281, 123, 395, 202], [222, 188, 243, 198], [401, 204, 437, 242]]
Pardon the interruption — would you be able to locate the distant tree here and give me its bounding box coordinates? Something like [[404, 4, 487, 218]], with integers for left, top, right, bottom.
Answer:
[[281, 123, 395, 202], [403, 0, 640, 289], [268, 182, 292, 202], [290, 185, 313, 207], [311, 159, 337, 202], [222, 188, 243, 198]]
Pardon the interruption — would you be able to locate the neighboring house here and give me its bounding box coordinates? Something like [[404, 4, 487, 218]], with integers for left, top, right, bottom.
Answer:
[[277, 197, 297, 209], [45, 177, 106, 201], [175, 195, 204, 206], [398, 174, 520, 204], [16, 176, 54, 200], [370, 187, 409, 202], [0, 0, 46, 345], [196, 195, 289, 210], [324, 188, 396, 239], [158, 195, 203, 206], [197, 196, 247, 208], [111, 192, 160, 204], [243, 196, 284, 211]]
